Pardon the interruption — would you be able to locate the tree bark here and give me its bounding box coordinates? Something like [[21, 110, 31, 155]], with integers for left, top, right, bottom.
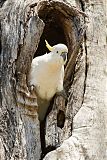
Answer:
[[0, 0, 107, 160]]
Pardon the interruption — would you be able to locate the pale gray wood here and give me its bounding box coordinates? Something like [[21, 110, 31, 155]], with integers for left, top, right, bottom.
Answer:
[[0, 0, 44, 159], [0, 0, 107, 160], [44, 0, 107, 160]]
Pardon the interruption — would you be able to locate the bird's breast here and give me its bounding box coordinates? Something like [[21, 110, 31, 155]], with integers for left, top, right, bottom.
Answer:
[[35, 66, 61, 99], [29, 55, 64, 100]]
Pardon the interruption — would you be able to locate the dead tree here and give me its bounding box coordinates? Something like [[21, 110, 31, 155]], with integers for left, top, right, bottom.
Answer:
[[0, 0, 107, 159]]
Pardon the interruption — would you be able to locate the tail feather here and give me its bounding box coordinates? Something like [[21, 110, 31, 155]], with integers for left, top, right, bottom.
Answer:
[[37, 97, 50, 121]]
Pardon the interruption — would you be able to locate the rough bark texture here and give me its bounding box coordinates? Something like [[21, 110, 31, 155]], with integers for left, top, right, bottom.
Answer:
[[0, 0, 107, 160]]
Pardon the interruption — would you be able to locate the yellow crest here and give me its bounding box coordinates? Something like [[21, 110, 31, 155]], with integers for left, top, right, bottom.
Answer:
[[45, 40, 53, 51]]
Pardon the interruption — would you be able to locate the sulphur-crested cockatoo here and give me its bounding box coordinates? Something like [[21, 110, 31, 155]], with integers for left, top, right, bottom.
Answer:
[[29, 40, 68, 121]]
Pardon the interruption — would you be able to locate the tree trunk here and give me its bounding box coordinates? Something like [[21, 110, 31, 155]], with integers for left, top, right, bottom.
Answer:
[[0, 0, 107, 160]]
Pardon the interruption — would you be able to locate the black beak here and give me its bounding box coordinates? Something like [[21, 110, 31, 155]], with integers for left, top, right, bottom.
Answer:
[[61, 52, 67, 63]]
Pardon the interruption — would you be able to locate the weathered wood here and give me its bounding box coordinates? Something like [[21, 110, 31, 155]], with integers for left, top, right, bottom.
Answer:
[[0, 0, 107, 160], [0, 0, 44, 159], [43, 0, 107, 159]]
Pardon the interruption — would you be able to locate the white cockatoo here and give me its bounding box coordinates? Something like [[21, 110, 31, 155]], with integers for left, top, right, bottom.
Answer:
[[29, 40, 68, 121]]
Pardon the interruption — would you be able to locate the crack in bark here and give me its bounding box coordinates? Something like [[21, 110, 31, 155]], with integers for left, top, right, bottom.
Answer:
[[73, 0, 88, 109], [0, 0, 6, 8], [81, 31, 88, 106], [79, 0, 85, 12], [0, 21, 2, 106]]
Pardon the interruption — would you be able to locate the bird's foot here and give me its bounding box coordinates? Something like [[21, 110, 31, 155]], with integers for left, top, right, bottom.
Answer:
[[29, 84, 37, 96], [56, 90, 67, 100]]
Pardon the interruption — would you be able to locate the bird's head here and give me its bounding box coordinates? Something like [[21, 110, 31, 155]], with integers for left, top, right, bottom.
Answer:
[[45, 40, 68, 64]]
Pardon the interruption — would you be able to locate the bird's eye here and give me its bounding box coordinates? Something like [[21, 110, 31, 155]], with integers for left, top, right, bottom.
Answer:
[[56, 51, 58, 53]]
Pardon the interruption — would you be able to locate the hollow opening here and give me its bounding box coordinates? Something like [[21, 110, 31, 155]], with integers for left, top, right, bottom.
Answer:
[[35, 8, 69, 157], [34, 9, 67, 57], [57, 110, 65, 128]]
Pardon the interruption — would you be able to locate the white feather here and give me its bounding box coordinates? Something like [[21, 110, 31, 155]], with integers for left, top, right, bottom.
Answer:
[[29, 52, 64, 100]]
